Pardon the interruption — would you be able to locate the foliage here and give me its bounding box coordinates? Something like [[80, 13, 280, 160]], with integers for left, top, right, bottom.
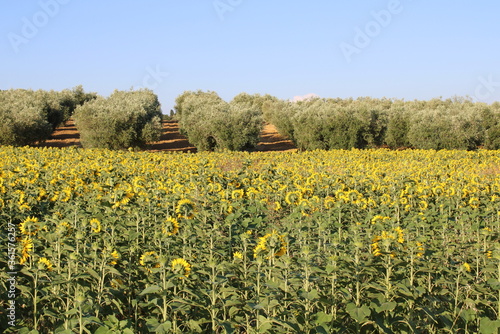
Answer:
[[57, 85, 98, 123], [385, 104, 411, 148], [0, 87, 96, 146], [73, 89, 162, 149], [0, 89, 53, 146], [287, 98, 388, 150], [263, 99, 298, 141], [1, 147, 499, 333], [406, 101, 483, 150], [175, 90, 263, 151], [481, 103, 500, 149], [266, 96, 500, 150]]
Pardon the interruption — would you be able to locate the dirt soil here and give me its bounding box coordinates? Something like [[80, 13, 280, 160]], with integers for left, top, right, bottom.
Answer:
[[36, 120, 297, 152]]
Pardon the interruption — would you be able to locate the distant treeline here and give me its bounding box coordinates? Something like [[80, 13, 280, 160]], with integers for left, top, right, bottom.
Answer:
[[175, 91, 500, 151], [2, 87, 500, 150], [0, 87, 161, 149], [0, 86, 96, 146]]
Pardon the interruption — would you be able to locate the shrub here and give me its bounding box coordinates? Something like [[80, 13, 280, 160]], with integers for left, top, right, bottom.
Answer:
[[232, 92, 278, 119], [385, 104, 411, 148], [175, 91, 263, 151], [481, 103, 500, 149], [289, 98, 387, 150], [73, 89, 162, 149], [407, 102, 482, 150], [0, 89, 57, 146], [56, 86, 97, 124]]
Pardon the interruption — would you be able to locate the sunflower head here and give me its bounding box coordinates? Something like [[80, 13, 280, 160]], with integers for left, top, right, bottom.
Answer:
[[89, 218, 101, 233], [231, 189, 244, 200], [38, 257, 53, 271], [19, 237, 34, 265], [254, 230, 287, 259], [176, 199, 196, 219], [233, 251, 243, 260], [108, 249, 120, 265], [20, 217, 40, 236], [171, 258, 191, 278], [162, 217, 179, 236], [140, 251, 160, 273], [285, 191, 301, 206], [55, 222, 72, 236]]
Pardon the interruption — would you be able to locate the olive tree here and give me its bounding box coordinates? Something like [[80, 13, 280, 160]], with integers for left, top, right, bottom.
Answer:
[[74, 89, 162, 149]]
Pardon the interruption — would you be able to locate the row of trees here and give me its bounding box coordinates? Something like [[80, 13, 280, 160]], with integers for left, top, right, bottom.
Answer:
[[264, 96, 500, 150], [2, 87, 500, 150], [74, 90, 162, 149], [0, 86, 96, 146], [175, 92, 500, 151], [174, 91, 268, 151], [0, 88, 163, 149]]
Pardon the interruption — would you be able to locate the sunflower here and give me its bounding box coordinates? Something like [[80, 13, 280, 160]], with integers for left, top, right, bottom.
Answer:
[[19, 216, 40, 236], [246, 187, 259, 200], [394, 227, 405, 244], [109, 250, 120, 265], [285, 191, 302, 206], [468, 197, 480, 209], [324, 196, 336, 209], [140, 251, 160, 273], [38, 257, 53, 271], [254, 230, 287, 259], [233, 251, 243, 260], [19, 237, 34, 265], [162, 217, 179, 236], [371, 236, 382, 257], [89, 218, 101, 233], [176, 198, 195, 219], [171, 258, 191, 278], [371, 215, 390, 225], [418, 200, 428, 211], [416, 242, 425, 257], [231, 189, 244, 200], [55, 222, 72, 236]]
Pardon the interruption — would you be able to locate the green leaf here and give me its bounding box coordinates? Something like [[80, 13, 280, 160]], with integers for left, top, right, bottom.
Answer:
[[257, 315, 273, 333], [314, 325, 330, 334], [229, 306, 239, 318], [378, 301, 397, 313], [94, 327, 111, 334], [300, 289, 319, 301], [139, 285, 162, 295], [220, 322, 235, 334], [314, 311, 333, 325], [346, 303, 371, 323], [188, 320, 203, 332], [479, 318, 500, 334]]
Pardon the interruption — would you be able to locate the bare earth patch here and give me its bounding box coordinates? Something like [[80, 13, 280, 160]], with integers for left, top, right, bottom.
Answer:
[[35, 120, 297, 152]]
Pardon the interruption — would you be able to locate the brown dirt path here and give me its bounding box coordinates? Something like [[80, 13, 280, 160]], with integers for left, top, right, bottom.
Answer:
[[255, 123, 296, 152], [36, 120, 297, 152]]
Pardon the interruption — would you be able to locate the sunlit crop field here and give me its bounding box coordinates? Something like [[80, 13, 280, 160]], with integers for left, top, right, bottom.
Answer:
[[1, 147, 499, 333]]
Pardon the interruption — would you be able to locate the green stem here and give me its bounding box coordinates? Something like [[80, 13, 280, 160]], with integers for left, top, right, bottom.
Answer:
[[33, 271, 38, 330], [385, 256, 392, 300]]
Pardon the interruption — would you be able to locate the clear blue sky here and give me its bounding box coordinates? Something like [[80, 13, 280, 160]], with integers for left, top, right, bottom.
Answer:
[[1, 1, 499, 112]]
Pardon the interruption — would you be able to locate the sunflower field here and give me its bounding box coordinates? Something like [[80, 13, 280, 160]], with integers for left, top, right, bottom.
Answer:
[[1, 147, 499, 333]]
